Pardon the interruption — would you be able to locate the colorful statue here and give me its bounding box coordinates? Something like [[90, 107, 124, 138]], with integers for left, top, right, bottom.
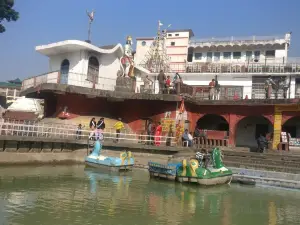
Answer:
[[120, 36, 135, 77]]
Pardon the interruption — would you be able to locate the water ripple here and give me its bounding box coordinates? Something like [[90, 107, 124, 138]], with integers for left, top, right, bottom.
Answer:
[[1, 165, 300, 225]]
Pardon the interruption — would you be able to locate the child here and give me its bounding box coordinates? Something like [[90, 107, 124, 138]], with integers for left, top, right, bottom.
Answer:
[[76, 124, 84, 140], [165, 76, 171, 94]]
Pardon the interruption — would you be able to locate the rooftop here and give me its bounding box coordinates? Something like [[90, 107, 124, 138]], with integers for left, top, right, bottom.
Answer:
[[35, 40, 124, 57]]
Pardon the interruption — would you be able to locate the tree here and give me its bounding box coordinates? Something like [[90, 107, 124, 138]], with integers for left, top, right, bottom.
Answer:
[[0, 0, 19, 33]]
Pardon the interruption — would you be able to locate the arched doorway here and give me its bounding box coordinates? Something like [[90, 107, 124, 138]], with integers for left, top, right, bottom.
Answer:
[[282, 116, 300, 138], [196, 114, 229, 139], [196, 114, 229, 131], [87, 56, 99, 86], [235, 116, 273, 149], [60, 59, 70, 84]]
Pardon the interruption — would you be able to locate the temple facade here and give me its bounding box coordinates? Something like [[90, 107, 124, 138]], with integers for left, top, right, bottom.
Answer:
[[136, 31, 300, 100], [19, 30, 300, 151]]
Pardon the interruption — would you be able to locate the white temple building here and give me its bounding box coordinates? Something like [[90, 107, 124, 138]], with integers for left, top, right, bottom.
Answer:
[[135, 30, 300, 99], [22, 40, 149, 92]]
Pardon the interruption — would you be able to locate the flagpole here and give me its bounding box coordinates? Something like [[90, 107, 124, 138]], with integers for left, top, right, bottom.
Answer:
[[86, 10, 94, 43], [88, 20, 92, 42]]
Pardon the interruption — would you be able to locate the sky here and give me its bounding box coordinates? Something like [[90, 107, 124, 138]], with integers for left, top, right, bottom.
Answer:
[[0, 0, 300, 81]]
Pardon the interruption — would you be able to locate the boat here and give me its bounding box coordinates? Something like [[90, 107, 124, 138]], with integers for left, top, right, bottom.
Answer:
[[148, 148, 232, 186], [85, 140, 134, 171]]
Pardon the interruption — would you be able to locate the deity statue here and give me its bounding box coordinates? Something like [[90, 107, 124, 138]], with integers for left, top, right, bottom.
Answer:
[[120, 36, 135, 77]]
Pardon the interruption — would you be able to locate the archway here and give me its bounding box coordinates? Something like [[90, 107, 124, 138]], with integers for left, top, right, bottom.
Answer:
[[282, 116, 300, 138], [235, 116, 273, 148], [87, 56, 99, 85], [60, 59, 70, 84], [196, 114, 229, 131]]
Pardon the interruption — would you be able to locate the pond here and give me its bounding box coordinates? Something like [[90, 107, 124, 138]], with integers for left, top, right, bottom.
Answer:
[[0, 165, 299, 225]]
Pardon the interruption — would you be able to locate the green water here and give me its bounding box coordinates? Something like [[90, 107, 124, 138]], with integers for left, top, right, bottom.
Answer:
[[0, 166, 300, 225]]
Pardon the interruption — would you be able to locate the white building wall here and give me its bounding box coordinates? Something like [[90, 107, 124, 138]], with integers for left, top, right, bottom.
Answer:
[[48, 50, 121, 90], [135, 39, 153, 65], [97, 54, 120, 91], [180, 74, 252, 98], [49, 51, 86, 74], [192, 48, 286, 64]]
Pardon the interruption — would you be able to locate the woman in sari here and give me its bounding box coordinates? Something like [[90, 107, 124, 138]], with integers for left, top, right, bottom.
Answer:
[[154, 122, 162, 146]]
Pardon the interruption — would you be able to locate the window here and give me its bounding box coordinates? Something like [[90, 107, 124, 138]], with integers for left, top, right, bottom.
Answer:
[[265, 50, 275, 58], [246, 51, 252, 60], [170, 42, 175, 46], [254, 51, 260, 61], [214, 52, 220, 61], [141, 41, 146, 46], [175, 33, 179, 36], [223, 52, 231, 59], [168, 34, 172, 37], [233, 52, 241, 59], [194, 53, 202, 60], [207, 52, 213, 62]]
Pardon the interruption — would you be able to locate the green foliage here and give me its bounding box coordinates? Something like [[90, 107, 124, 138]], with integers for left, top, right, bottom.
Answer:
[[0, 0, 19, 33]]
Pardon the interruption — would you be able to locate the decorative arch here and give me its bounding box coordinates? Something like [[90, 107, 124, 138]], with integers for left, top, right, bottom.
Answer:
[[87, 56, 99, 86], [235, 115, 273, 149], [196, 114, 229, 131], [60, 59, 70, 84]]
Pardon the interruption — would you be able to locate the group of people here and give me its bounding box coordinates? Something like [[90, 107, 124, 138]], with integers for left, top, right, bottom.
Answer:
[[208, 79, 221, 100], [75, 117, 125, 143], [157, 70, 183, 94], [146, 120, 164, 146], [264, 75, 290, 99], [142, 70, 183, 94]]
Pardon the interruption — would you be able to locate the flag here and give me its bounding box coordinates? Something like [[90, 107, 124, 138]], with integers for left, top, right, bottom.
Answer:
[[158, 20, 163, 26], [87, 10, 94, 22]]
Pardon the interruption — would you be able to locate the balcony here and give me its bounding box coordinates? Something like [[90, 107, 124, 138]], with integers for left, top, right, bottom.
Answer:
[[138, 60, 300, 74], [189, 35, 287, 48]]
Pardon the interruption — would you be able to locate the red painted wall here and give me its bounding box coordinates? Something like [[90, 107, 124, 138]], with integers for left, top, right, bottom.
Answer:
[[46, 93, 300, 147]]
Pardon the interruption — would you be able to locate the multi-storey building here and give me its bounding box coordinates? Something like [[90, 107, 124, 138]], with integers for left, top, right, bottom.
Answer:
[[136, 30, 300, 100], [19, 29, 300, 150]]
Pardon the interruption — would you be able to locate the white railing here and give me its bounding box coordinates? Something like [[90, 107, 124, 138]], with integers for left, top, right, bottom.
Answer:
[[189, 35, 285, 45], [0, 120, 177, 145], [22, 71, 59, 90]]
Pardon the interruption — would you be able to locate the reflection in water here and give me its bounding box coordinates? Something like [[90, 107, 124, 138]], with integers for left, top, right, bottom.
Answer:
[[0, 166, 300, 225]]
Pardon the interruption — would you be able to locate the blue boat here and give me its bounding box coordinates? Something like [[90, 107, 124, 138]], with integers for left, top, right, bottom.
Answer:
[[148, 161, 182, 180], [85, 140, 134, 171]]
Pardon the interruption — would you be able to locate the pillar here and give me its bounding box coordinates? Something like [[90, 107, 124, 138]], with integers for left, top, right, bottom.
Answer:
[[228, 114, 239, 147], [272, 106, 282, 150]]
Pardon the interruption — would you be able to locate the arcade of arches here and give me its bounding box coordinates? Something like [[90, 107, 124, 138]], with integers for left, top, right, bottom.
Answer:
[[187, 105, 300, 149]]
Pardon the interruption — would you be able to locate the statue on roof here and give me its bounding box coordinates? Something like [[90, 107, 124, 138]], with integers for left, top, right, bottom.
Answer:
[[120, 36, 135, 78]]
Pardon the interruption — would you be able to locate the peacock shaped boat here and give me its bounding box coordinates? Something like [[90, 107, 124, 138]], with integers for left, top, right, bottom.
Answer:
[[85, 140, 134, 171], [148, 148, 232, 186]]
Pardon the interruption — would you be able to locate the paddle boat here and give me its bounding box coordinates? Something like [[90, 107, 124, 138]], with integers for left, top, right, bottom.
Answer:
[[148, 147, 232, 186], [85, 140, 134, 171]]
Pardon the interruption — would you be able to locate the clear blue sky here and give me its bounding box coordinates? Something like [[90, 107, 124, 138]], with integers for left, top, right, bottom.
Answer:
[[1, 0, 300, 81]]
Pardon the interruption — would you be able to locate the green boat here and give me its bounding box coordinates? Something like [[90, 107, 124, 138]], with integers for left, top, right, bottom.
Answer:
[[148, 148, 233, 186]]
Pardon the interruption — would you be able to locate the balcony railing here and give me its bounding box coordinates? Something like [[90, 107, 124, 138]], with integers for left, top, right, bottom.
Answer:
[[138, 62, 300, 74], [189, 35, 286, 46], [21, 71, 194, 96]]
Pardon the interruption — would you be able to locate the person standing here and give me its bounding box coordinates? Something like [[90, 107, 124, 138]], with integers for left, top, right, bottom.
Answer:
[[172, 73, 182, 94], [209, 79, 215, 100], [147, 120, 153, 145], [89, 117, 96, 140], [264, 76, 276, 99], [157, 70, 166, 94], [215, 79, 221, 100], [165, 75, 171, 94], [143, 75, 153, 93], [154, 122, 162, 146], [114, 118, 124, 143], [96, 118, 105, 140]]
